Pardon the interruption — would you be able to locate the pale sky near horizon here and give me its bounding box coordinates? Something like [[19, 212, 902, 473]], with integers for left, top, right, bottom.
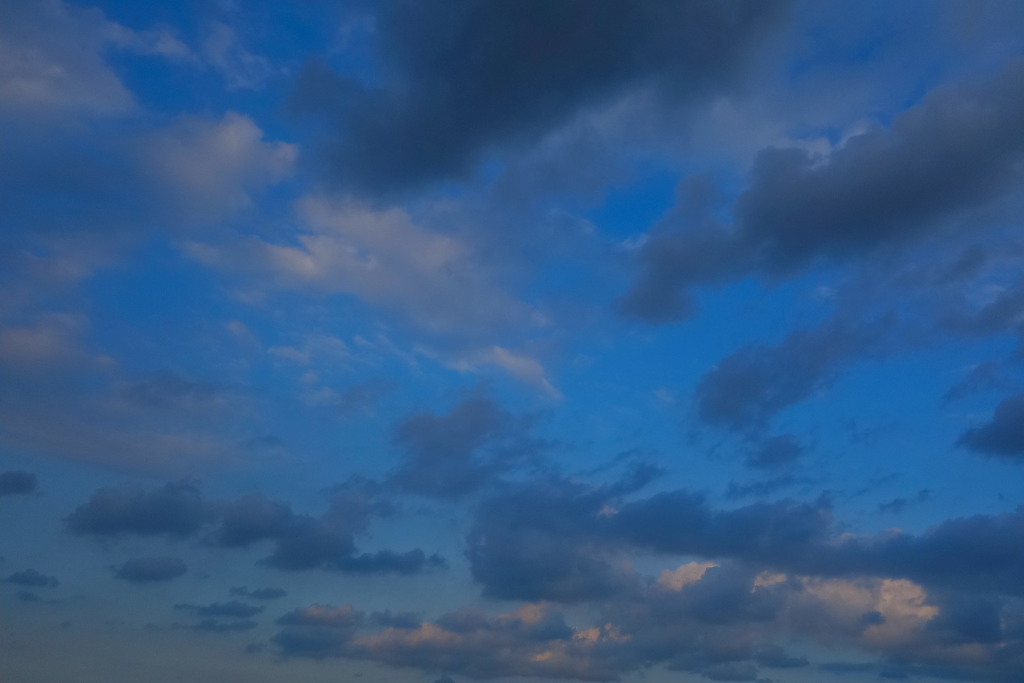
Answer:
[[3, 2, 1024, 682]]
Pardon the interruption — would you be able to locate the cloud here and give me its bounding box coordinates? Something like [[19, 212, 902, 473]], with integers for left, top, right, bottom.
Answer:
[[174, 600, 263, 619], [187, 198, 534, 340], [112, 556, 187, 583], [3, 568, 59, 588], [0, 0, 135, 117], [467, 479, 638, 602], [0, 470, 36, 496], [693, 316, 888, 432], [292, 0, 785, 194], [65, 481, 211, 539], [65, 478, 440, 576], [746, 434, 803, 469], [121, 372, 223, 412], [958, 392, 1024, 458], [392, 393, 543, 499], [623, 58, 1024, 322], [143, 112, 296, 223], [229, 586, 287, 600]]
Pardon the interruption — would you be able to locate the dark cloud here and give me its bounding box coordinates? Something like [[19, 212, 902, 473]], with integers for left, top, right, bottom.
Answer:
[[230, 586, 287, 600], [293, 0, 785, 195], [3, 568, 59, 588], [112, 556, 187, 583], [338, 550, 446, 575], [65, 481, 211, 538], [215, 493, 296, 547], [958, 392, 1024, 458], [694, 317, 886, 432], [0, 470, 37, 495], [943, 361, 1009, 403], [623, 59, 1024, 322], [174, 600, 264, 619], [746, 434, 803, 468], [878, 489, 931, 514], [467, 479, 635, 602], [392, 394, 543, 498]]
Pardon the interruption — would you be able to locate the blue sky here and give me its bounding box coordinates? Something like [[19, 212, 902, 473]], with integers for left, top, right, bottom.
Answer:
[[3, 1, 1024, 681]]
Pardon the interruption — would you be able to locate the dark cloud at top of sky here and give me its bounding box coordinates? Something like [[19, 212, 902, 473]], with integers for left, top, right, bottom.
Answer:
[[292, 0, 787, 195], [623, 58, 1024, 323], [65, 480, 211, 539], [3, 568, 59, 588], [391, 393, 545, 499], [112, 556, 187, 583], [0, 470, 37, 495], [958, 392, 1024, 458]]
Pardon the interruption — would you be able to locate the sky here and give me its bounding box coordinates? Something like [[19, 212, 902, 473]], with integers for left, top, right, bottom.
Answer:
[[3, 1, 1024, 682]]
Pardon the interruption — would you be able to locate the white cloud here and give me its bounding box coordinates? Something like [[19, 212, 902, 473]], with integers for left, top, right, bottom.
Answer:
[[145, 112, 297, 223], [188, 198, 536, 339]]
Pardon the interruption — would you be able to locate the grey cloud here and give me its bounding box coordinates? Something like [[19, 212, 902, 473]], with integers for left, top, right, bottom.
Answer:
[[293, 0, 785, 195], [230, 586, 287, 600], [174, 600, 263, 619], [469, 476, 1024, 603], [65, 480, 211, 538], [624, 59, 1024, 322], [943, 361, 1010, 402], [0, 470, 37, 495], [694, 317, 886, 432], [392, 393, 545, 499], [958, 392, 1024, 458], [3, 568, 59, 588], [215, 493, 295, 547], [112, 556, 187, 583], [467, 479, 635, 602]]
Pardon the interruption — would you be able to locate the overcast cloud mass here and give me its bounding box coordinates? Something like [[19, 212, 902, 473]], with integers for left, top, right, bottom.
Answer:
[[3, 2, 1024, 682]]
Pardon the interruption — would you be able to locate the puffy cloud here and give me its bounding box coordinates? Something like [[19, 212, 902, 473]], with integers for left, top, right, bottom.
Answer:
[[142, 112, 296, 223], [65, 481, 210, 539], [958, 392, 1024, 458], [112, 556, 187, 583], [3, 568, 59, 588], [0, 470, 36, 496], [293, 0, 786, 194], [623, 59, 1024, 322]]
